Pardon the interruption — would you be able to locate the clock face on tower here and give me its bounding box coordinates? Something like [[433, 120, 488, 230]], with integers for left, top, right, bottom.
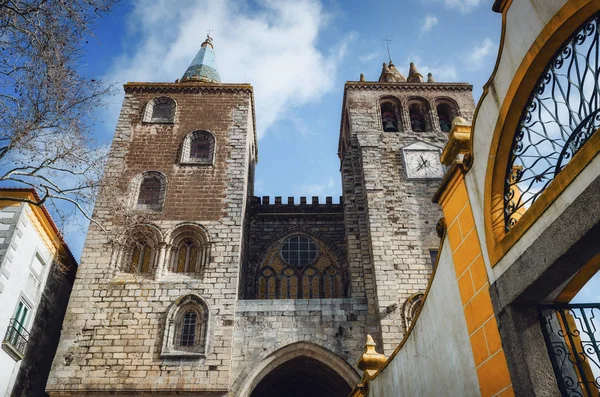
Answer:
[[402, 141, 445, 179]]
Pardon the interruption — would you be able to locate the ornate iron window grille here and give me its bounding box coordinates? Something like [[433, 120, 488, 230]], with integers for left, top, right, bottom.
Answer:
[[504, 12, 600, 231], [2, 318, 30, 359], [538, 303, 600, 396]]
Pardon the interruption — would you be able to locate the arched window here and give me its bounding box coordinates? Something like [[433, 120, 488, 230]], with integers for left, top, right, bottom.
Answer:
[[143, 97, 176, 123], [133, 171, 167, 211], [168, 224, 210, 275], [180, 131, 216, 165], [409, 101, 429, 132], [128, 241, 155, 273], [436, 103, 455, 132], [252, 233, 347, 300], [161, 295, 209, 358], [380, 98, 400, 132], [403, 293, 424, 329], [503, 12, 600, 231]]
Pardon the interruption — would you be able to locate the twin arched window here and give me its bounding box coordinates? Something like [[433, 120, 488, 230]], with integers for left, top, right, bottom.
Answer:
[[143, 97, 176, 123]]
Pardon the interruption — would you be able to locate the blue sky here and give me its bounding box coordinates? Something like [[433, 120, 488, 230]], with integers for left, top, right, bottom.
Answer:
[[68, 0, 599, 301]]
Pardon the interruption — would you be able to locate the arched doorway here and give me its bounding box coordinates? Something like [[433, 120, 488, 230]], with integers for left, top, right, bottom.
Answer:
[[249, 356, 351, 397]]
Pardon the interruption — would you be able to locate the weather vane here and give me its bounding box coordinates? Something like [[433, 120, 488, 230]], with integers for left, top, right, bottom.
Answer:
[[206, 29, 214, 40], [383, 36, 392, 64]]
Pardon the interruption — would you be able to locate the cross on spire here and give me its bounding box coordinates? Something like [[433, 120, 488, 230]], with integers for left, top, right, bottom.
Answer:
[[206, 29, 214, 40], [383, 36, 392, 63]]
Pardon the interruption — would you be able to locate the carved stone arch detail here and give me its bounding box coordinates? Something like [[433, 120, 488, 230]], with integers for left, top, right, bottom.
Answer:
[[232, 340, 360, 397], [164, 223, 212, 275], [403, 292, 425, 330], [246, 227, 350, 300], [129, 170, 168, 212], [160, 294, 211, 359], [179, 130, 216, 165], [142, 96, 176, 123]]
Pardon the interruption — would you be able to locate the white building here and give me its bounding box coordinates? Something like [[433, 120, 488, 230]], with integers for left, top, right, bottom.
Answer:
[[0, 189, 77, 397]]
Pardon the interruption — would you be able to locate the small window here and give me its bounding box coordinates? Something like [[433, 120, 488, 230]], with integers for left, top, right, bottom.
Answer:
[[134, 171, 167, 211], [429, 249, 439, 266], [3, 299, 31, 360], [280, 235, 318, 267], [180, 131, 216, 165], [29, 254, 45, 280], [143, 97, 176, 123], [179, 310, 197, 346]]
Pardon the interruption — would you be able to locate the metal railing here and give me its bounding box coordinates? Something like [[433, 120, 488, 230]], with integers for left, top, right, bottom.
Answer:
[[3, 318, 29, 358], [538, 303, 600, 396]]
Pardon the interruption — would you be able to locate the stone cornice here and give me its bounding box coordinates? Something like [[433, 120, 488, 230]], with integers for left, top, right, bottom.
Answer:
[[344, 81, 473, 92]]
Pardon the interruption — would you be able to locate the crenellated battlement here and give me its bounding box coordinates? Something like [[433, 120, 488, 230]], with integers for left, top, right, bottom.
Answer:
[[251, 196, 343, 213]]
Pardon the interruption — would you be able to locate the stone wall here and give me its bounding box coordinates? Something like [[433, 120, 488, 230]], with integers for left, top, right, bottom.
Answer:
[[46, 84, 256, 395], [340, 82, 476, 353]]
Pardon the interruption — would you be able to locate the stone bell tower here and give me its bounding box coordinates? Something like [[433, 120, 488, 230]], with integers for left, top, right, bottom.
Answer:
[[46, 36, 256, 395], [339, 61, 475, 353]]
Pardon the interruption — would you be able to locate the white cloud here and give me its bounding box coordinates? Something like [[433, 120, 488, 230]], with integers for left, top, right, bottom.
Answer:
[[359, 51, 381, 63], [433, 0, 481, 13], [420, 15, 438, 34], [466, 38, 495, 70], [103, 0, 354, 139]]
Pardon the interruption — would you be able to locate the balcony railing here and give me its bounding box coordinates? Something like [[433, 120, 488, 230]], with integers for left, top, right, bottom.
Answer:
[[538, 303, 600, 396], [2, 318, 29, 360]]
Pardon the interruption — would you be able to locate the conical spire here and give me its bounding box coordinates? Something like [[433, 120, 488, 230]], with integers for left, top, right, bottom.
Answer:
[[407, 62, 424, 83], [427, 72, 436, 83], [181, 35, 221, 83], [379, 62, 394, 82]]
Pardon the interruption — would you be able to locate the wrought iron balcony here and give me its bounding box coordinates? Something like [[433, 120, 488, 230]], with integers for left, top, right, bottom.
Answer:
[[2, 318, 29, 360], [538, 303, 600, 396]]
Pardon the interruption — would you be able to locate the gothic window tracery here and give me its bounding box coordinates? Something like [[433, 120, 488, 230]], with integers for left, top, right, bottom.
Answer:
[[143, 97, 176, 123], [253, 234, 346, 300], [180, 131, 216, 165]]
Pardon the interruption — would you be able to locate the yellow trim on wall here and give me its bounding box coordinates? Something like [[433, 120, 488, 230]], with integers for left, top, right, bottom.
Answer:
[[484, 0, 600, 266]]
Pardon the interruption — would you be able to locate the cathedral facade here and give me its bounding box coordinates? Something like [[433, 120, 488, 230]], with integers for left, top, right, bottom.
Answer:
[[46, 36, 475, 396]]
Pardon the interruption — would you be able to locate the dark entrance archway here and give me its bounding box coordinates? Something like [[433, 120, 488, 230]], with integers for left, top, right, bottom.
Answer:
[[249, 355, 351, 397]]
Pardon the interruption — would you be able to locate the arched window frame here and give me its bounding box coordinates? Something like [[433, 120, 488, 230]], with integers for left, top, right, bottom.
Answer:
[[119, 224, 162, 276], [484, 8, 600, 266], [167, 223, 211, 275], [407, 98, 431, 132], [131, 171, 167, 212], [379, 96, 402, 132], [161, 294, 210, 358], [142, 97, 176, 124], [434, 98, 459, 133], [180, 130, 216, 165], [403, 293, 424, 330]]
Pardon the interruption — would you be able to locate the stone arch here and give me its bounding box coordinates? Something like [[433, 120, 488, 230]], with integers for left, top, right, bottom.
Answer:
[[142, 96, 176, 123], [403, 292, 424, 330], [233, 341, 360, 397], [160, 293, 211, 358], [245, 227, 349, 299], [407, 96, 431, 132], [164, 223, 211, 275]]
